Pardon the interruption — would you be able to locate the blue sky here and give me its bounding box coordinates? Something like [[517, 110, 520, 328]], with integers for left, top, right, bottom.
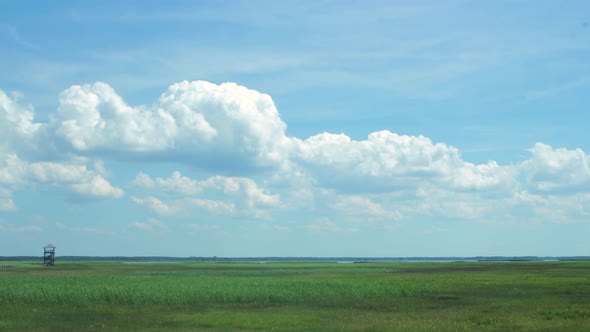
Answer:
[[1, 1, 589, 257]]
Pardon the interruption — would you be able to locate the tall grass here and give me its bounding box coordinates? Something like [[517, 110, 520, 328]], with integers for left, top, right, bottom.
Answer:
[[0, 272, 430, 308]]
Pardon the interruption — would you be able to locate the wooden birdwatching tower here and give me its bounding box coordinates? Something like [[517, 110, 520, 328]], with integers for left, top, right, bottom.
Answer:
[[43, 244, 56, 266]]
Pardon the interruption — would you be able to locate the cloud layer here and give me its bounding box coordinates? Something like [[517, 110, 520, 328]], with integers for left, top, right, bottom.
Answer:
[[1, 80, 589, 226]]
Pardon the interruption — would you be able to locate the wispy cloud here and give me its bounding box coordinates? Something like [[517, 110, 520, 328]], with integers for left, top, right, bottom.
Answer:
[[307, 218, 359, 235], [5, 25, 38, 50], [526, 75, 590, 100], [127, 218, 168, 232], [0, 222, 41, 232]]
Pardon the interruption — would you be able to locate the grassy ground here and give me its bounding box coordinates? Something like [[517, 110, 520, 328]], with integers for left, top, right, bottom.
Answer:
[[0, 261, 589, 331]]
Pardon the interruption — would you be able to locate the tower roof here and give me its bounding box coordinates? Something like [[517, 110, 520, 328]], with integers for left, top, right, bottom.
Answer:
[[44, 244, 56, 248]]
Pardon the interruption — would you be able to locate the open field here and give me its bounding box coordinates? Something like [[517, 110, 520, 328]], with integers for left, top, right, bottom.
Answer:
[[0, 261, 589, 331]]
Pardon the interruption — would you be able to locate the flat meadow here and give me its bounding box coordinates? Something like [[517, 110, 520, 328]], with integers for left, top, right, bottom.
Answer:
[[0, 260, 589, 331]]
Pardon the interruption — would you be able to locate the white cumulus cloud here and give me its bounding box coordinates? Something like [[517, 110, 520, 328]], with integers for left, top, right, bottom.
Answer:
[[131, 196, 235, 217], [131, 196, 177, 215], [521, 143, 590, 193], [330, 195, 403, 224], [54, 81, 293, 172], [27, 160, 123, 199], [200, 176, 280, 208], [0, 90, 42, 154], [293, 130, 515, 193], [132, 171, 203, 195], [131, 171, 280, 215], [0, 153, 123, 209]]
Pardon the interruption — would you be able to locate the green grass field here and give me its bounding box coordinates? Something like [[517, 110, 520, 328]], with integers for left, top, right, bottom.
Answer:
[[1, 261, 589, 331]]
